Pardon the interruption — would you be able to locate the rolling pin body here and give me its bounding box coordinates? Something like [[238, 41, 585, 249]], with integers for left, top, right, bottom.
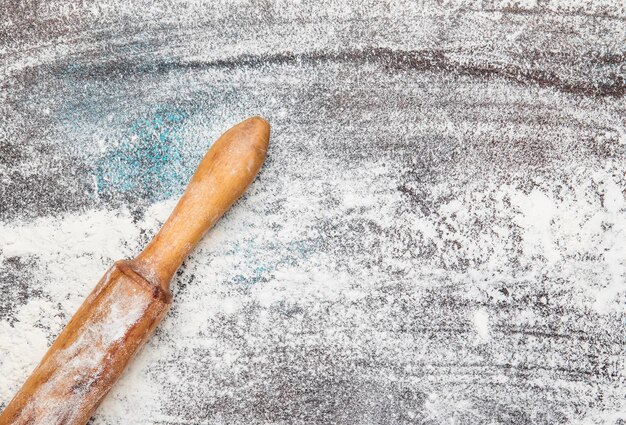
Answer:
[[0, 117, 270, 424], [0, 262, 170, 424]]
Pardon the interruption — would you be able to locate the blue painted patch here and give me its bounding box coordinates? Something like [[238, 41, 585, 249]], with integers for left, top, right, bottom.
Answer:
[[95, 107, 191, 201], [228, 236, 324, 286]]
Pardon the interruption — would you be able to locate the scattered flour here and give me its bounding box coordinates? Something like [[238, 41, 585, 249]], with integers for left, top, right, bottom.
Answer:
[[472, 308, 491, 343], [0, 0, 624, 420], [0, 159, 624, 422]]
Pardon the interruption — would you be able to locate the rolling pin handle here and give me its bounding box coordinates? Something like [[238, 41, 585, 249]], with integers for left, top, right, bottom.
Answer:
[[131, 117, 270, 290]]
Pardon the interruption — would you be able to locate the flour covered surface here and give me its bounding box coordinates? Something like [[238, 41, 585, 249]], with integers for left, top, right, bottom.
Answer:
[[0, 1, 625, 424]]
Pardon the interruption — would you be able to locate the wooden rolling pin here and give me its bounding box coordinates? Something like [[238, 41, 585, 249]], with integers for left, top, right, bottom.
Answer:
[[0, 117, 270, 425]]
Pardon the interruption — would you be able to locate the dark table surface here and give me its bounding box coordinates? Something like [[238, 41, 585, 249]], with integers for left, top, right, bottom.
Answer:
[[1, 1, 625, 423]]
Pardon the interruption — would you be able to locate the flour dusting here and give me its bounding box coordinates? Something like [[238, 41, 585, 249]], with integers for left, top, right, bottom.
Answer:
[[1, 0, 625, 423], [11, 274, 149, 424], [1, 158, 624, 422]]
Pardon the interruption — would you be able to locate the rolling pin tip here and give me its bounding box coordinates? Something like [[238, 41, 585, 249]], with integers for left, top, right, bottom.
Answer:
[[241, 116, 270, 152]]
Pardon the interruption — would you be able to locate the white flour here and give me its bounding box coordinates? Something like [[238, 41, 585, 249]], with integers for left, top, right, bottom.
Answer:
[[0, 0, 625, 422], [0, 159, 624, 422]]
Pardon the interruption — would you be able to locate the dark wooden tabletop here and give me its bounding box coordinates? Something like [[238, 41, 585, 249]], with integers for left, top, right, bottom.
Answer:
[[1, 1, 625, 424]]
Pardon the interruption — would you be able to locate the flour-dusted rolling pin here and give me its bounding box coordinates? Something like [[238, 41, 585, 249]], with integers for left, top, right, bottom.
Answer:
[[0, 117, 270, 425]]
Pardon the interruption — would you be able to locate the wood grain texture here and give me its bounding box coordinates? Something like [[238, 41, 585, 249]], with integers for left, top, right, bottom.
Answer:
[[0, 1, 624, 424]]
